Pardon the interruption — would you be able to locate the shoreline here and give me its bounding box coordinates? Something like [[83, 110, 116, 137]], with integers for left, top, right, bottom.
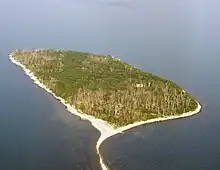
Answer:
[[9, 54, 201, 170]]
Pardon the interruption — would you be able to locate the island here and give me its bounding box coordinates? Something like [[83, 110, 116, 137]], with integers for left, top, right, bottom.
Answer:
[[9, 49, 201, 170]]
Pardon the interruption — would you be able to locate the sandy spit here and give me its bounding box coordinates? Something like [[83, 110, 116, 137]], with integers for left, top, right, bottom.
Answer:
[[9, 54, 201, 170]]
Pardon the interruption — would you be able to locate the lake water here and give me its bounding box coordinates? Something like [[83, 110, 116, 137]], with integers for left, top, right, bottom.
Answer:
[[0, 0, 220, 170]]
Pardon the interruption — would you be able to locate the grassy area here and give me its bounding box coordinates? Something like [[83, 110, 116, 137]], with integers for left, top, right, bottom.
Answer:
[[10, 49, 198, 127]]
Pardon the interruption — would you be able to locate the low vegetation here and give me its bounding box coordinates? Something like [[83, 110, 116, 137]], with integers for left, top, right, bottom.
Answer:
[[10, 49, 198, 127]]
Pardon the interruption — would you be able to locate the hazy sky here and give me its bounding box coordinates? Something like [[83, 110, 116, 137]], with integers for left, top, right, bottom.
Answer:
[[0, 0, 219, 58]]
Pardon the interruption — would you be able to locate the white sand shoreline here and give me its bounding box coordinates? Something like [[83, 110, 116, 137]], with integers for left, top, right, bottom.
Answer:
[[9, 54, 201, 170]]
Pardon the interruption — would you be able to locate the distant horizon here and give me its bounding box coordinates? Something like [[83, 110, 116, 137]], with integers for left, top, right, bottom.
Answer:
[[1, 1, 220, 170]]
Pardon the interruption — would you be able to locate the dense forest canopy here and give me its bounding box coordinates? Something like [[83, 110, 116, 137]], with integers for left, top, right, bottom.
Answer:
[[10, 49, 198, 127]]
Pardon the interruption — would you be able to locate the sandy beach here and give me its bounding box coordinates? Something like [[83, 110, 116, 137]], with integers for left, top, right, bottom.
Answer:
[[9, 54, 201, 170]]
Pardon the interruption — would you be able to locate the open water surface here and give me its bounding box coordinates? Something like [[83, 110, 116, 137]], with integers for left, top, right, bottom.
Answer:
[[1, 0, 220, 170]]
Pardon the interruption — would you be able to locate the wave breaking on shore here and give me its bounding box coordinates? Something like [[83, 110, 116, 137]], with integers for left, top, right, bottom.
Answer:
[[9, 54, 201, 170]]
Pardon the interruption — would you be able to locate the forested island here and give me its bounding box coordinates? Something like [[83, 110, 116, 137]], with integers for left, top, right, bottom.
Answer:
[[9, 49, 198, 127]]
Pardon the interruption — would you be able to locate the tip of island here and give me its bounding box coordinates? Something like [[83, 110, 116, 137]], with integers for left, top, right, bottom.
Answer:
[[9, 48, 201, 170]]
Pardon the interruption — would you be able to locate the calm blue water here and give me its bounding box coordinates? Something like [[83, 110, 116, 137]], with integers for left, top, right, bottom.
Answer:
[[1, 0, 220, 170], [0, 53, 101, 170]]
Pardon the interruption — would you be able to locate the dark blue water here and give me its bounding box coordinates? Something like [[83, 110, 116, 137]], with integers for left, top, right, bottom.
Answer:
[[0, 53, 101, 170], [1, 0, 220, 170]]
